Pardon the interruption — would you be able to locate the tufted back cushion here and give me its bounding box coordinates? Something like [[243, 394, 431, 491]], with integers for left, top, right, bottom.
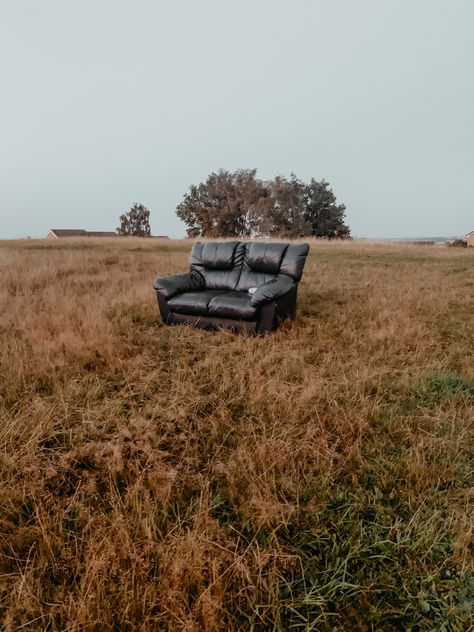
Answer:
[[246, 242, 289, 273], [237, 242, 287, 292], [189, 240, 310, 292], [190, 241, 245, 290], [201, 242, 238, 269], [279, 243, 310, 281]]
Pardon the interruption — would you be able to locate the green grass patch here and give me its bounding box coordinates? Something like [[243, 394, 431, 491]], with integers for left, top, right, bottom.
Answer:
[[410, 373, 474, 407]]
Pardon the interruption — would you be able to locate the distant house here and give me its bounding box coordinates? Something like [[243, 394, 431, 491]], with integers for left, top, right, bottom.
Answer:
[[46, 229, 116, 239], [86, 231, 117, 238], [467, 231, 474, 247]]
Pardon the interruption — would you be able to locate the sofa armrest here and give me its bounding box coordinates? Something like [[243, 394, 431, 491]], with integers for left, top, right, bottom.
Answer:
[[250, 275, 296, 307], [153, 270, 205, 300]]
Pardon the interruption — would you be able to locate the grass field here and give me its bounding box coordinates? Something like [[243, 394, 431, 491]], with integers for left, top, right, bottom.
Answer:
[[0, 238, 473, 631]]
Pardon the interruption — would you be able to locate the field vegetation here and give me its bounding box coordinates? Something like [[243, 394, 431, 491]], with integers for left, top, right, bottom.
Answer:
[[0, 238, 473, 631]]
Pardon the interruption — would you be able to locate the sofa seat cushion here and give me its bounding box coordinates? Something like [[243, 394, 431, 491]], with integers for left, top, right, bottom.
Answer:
[[167, 290, 226, 316], [208, 291, 257, 320]]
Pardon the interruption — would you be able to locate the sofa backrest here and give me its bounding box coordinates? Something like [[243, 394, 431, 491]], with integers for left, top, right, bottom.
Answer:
[[279, 243, 310, 282], [190, 241, 245, 290], [235, 242, 287, 291], [190, 241, 310, 291]]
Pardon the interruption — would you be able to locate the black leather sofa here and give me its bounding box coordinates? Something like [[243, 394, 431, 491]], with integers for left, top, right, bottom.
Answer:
[[153, 241, 310, 332]]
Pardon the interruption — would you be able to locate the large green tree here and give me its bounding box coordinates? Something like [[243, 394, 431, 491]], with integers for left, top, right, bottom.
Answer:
[[303, 179, 350, 239], [176, 169, 265, 238], [117, 203, 151, 237], [176, 170, 350, 239], [255, 175, 310, 237]]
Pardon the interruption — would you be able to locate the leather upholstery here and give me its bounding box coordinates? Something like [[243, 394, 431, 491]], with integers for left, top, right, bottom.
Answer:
[[247, 242, 288, 273], [236, 269, 277, 293], [190, 241, 245, 290], [237, 242, 288, 292], [153, 270, 204, 299], [167, 290, 226, 316], [208, 291, 257, 320], [279, 243, 310, 281], [154, 240, 309, 332], [250, 275, 296, 307], [201, 241, 239, 269]]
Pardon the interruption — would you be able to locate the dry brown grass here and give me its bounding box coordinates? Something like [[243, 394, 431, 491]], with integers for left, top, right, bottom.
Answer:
[[0, 237, 473, 631]]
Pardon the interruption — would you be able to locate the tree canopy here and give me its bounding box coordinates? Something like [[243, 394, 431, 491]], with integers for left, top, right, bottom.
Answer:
[[117, 203, 151, 237], [176, 170, 350, 239]]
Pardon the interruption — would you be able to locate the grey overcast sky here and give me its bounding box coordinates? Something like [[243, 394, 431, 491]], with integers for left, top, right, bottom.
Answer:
[[1, 0, 473, 239]]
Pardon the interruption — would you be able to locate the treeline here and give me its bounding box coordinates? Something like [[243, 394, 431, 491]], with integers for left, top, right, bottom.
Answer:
[[176, 169, 350, 239]]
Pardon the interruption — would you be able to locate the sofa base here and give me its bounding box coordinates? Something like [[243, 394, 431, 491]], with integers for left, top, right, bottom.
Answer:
[[168, 312, 258, 332], [155, 286, 298, 334]]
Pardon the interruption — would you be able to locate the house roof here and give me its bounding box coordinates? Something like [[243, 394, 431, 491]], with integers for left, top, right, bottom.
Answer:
[[48, 229, 168, 238], [49, 229, 88, 237], [48, 229, 116, 237], [86, 231, 117, 237], [466, 230, 474, 236]]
